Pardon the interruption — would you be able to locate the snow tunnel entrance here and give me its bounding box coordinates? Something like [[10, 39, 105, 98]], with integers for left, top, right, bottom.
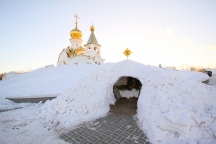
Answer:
[[110, 76, 142, 115]]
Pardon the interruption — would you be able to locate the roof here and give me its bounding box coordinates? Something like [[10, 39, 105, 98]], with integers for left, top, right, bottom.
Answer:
[[85, 31, 101, 46]]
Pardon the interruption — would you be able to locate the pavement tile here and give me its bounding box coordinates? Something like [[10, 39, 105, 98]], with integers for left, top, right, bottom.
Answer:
[[60, 114, 150, 144]]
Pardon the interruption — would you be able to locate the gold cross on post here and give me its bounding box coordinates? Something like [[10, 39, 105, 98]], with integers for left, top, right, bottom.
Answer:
[[74, 14, 79, 28], [123, 48, 132, 59]]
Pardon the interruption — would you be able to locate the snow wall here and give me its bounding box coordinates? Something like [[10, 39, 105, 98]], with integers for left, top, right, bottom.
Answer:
[[39, 60, 216, 144]]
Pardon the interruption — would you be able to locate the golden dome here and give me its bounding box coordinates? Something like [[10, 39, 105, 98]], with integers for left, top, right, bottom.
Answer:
[[70, 22, 82, 39], [90, 25, 95, 32]]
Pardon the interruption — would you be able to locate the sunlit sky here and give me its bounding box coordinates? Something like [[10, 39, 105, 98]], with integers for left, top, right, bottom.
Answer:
[[0, 0, 216, 73]]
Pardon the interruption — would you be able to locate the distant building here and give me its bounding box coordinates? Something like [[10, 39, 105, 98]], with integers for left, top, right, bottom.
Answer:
[[57, 15, 104, 66]]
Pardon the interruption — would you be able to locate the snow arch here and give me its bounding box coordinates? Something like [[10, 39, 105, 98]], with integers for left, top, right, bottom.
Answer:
[[40, 60, 216, 144], [113, 76, 142, 99]]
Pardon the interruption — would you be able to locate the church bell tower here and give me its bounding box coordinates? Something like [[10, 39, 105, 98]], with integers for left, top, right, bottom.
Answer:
[[70, 14, 83, 49], [84, 24, 101, 54]]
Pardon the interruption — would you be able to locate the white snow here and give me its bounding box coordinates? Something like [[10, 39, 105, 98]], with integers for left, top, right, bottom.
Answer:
[[2, 71, 17, 81], [0, 104, 66, 144], [208, 76, 216, 86], [0, 63, 107, 98], [210, 69, 216, 76], [207, 69, 216, 86], [0, 96, 31, 110], [120, 89, 139, 98], [1, 60, 216, 144], [175, 70, 209, 83]]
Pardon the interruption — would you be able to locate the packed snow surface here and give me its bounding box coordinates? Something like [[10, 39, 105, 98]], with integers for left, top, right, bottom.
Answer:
[[1, 60, 216, 144]]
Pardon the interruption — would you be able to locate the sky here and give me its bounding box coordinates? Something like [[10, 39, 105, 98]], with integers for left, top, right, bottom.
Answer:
[[0, 0, 216, 73]]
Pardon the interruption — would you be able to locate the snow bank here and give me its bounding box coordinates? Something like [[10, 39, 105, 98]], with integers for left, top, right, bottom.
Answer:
[[38, 60, 216, 144], [208, 76, 216, 86], [0, 104, 66, 144], [137, 74, 216, 144], [39, 64, 116, 129], [176, 70, 209, 83], [0, 63, 104, 98], [208, 69, 216, 86], [2, 71, 17, 80], [1, 60, 216, 144], [0, 97, 31, 110]]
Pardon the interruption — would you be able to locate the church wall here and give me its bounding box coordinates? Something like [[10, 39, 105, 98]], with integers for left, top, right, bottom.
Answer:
[[97, 46, 101, 53], [70, 39, 83, 49], [58, 50, 68, 65], [84, 44, 101, 52], [67, 56, 94, 64]]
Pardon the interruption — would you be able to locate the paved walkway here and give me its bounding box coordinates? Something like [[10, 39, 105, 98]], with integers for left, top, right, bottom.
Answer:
[[1, 98, 151, 143], [60, 114, 150, 144]]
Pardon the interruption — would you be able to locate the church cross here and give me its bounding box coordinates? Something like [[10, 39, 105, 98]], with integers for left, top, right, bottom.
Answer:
[[74, 14, 79, 28], [123, 48, 132, 59], [74, 14, 79, 23]]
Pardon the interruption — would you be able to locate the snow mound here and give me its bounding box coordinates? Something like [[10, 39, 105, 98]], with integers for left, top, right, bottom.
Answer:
[[208, 69, 216, 86], [39, 63, 115, 129], [176, 70, 209, 82], [0, 63, 104, 98], [208, 76, 216, 86], [0, 97, 26, 110], [38, 60, 216, 144], [1, 60, 215, 143]]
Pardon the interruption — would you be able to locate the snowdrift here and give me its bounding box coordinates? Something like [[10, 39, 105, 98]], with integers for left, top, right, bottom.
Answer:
[[39, 60, 215, 144], [0, 63, 109, 98], [1, 60, 215, 144]]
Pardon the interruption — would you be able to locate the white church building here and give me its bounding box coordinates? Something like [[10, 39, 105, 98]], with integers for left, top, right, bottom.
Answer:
[[57, 16, 104, 66]]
